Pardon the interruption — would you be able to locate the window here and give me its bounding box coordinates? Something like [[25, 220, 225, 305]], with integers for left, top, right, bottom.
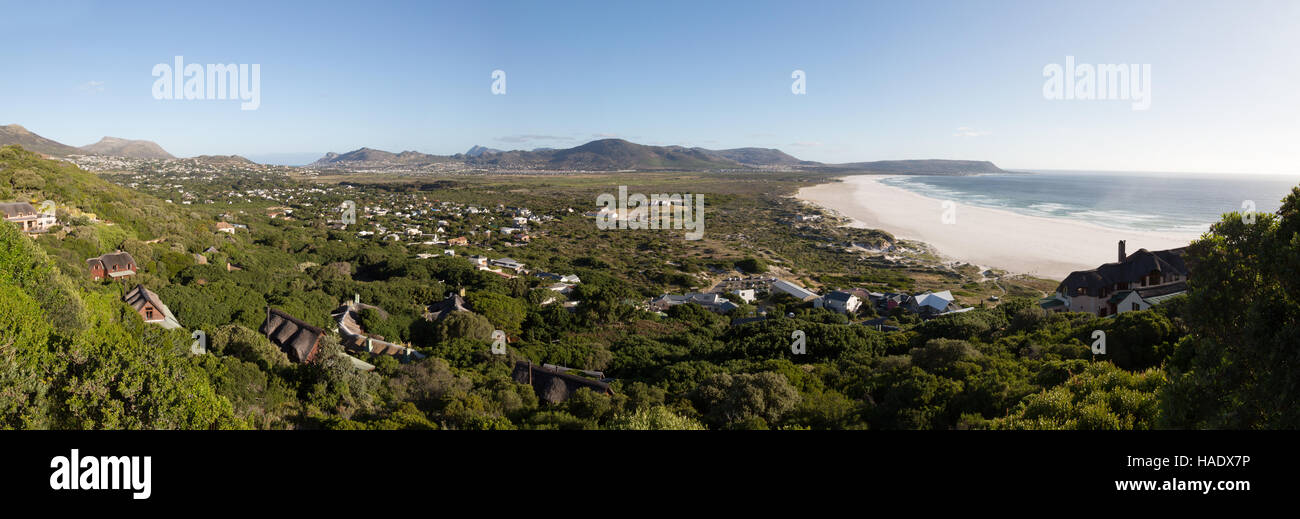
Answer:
[[1132, 303, 1140, 311], [146, 308, 154, 319]]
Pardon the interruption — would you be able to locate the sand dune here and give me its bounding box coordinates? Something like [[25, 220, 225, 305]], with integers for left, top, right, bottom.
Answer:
[[797, 175, 1201, 280]]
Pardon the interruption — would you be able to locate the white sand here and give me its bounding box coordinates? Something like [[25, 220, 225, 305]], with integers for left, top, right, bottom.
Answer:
[[796, 175, 1200, 280]]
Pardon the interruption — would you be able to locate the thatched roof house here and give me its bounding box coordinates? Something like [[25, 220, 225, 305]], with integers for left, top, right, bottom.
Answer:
[[87, 251, 138, 281], [511, 361, 612, 404], [123, 284, 181, 329], [260, 307, 325, 363], [423, 292, 470, 321], [1057, 246, 1188, 298]]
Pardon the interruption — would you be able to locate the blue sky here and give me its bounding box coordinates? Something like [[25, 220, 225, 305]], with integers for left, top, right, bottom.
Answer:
[[1, 0, 1297, 173]]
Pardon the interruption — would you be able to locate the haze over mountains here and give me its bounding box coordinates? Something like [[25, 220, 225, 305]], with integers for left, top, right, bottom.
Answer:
[[1, 123, 1007, 175]]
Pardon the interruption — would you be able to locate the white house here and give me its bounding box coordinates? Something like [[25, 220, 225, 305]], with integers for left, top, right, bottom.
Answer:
[[730, 289, 757, 304], [908, 290, 961, 315], [817, 290, 861, 314], [1108, 290, 1150, 315]]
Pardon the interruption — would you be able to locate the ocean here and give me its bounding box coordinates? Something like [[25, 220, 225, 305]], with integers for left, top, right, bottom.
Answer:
[[878, 170, 1300, 235]]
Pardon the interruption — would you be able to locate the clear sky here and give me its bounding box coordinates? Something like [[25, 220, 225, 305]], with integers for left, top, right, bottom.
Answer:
[[1, 0, 1297, 173]]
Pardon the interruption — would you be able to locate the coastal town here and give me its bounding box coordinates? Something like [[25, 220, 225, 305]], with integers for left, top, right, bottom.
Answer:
[[4, 160, 1193, 406]]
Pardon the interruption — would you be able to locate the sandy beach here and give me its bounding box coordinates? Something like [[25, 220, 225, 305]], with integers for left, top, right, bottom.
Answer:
[[797, 175, 1201, 280]]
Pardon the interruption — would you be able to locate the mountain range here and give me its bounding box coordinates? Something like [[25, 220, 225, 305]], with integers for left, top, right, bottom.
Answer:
[[1, 123, 1008, 175], [309, 138, 1004, 174]]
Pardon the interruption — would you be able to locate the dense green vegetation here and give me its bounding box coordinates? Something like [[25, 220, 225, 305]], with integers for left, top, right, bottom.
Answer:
[[1, 144, 1297, 430]]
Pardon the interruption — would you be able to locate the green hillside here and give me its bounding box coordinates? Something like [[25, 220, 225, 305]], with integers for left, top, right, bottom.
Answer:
[[0, 205, 235, 429]]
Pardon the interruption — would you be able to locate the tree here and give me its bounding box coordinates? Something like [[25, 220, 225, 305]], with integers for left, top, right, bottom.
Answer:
[[608, 406, 706, 430], [437, 311, 494, 342], [209, 324, 290, 370], [466, 291, 526, 335], [1160, 186, 1300, 428], [359, 307, 405, 342], [691, 372, 801, 429], [735, 257, 767, 274]]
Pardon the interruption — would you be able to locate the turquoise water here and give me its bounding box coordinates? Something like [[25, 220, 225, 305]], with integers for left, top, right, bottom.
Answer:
[[878, 170, 1300, 234]]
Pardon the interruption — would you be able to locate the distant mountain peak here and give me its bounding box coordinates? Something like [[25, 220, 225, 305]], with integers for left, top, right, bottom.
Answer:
[[466, 145, 502, 157], [191, 154, 256, 165]]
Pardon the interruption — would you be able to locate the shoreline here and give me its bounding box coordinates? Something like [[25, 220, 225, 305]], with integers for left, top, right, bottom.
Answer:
[[796, 175, 1200, 280]]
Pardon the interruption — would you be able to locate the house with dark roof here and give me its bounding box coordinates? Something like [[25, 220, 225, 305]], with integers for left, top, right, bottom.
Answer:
[[1041, 240, 1189, 317], [423, 292, 471, 321], [511, 361, 612, 404], [87, 251, 138, 281], [123, 285, 181, 330], [873, 292, 909, 312], [816, 290, 861, 314], [260, 307, 326, 363]]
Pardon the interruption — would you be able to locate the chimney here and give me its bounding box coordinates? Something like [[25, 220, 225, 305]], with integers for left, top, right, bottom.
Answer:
[[1118, 240, 1126, 262]]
